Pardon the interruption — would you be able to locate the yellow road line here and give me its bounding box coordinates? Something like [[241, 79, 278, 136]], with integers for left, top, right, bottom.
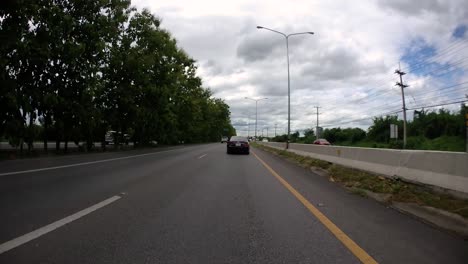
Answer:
[[252, 151, 378, 264]]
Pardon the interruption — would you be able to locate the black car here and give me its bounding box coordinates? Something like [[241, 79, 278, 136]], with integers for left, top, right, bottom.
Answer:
[[226, 136, 250, 154]]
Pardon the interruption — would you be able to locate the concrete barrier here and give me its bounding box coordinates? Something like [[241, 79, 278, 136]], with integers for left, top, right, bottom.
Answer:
[[258, 142, 468, 195]]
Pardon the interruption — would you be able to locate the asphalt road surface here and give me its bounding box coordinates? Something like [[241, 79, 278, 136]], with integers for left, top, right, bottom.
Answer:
[[0, 143, 466, 263]]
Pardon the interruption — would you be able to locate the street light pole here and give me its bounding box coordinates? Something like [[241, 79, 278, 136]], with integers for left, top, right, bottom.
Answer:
[[255, 100, 258, 138], [257, 26, 314, 149], [286, 36, 291, 149], [245, 97, 268, 140]]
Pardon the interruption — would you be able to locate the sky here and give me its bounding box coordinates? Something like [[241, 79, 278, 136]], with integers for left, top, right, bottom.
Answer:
[[132, 0, 468, 137]]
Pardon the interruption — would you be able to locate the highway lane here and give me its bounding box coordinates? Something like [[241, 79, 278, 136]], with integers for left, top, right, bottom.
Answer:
[[0, 145, 202, 243], [0, 143, 466, 263]]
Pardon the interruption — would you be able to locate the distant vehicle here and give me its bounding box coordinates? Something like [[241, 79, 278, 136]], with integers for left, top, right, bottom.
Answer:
[[221, 136, 228, 143], [105, 131, 130, 145], [227, 136, 250, 154], [262, 138, 269, 142], [313, 138, 331, 145], [105, 130, 116, 145]]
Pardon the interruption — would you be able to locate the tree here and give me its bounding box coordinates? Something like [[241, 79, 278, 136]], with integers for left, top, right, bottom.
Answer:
[[1, 2, 236, 152], [303, 128, 315, 143], [290, 131, 300, 143], [367, 116, 400, 143]]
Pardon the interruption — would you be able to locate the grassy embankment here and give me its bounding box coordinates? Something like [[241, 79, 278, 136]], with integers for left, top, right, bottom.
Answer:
[[253, 143, 468, 219], [334, 136, 465, 152]]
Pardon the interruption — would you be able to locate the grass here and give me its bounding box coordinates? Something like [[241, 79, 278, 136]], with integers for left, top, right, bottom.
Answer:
[[253, 143, 468, 219], [331, 136, 465, 152], [419, 136, 465, 152]]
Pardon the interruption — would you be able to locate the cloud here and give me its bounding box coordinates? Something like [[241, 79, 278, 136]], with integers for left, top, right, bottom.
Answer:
[[132, 0, 468, 136], [378, 0, 448, 15], [237, 34, 283, 62], [300, 46, 361, 81]]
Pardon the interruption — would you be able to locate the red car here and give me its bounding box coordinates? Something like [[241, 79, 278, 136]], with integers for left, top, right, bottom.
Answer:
[[313, 138, 331, 145], [227, 136, 250, 154]]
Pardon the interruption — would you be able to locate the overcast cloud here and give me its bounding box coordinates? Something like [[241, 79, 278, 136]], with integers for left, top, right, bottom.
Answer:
[[132, 0, 468, 136]]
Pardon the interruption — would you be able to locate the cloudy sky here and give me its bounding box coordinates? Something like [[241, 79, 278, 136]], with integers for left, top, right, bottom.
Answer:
[[132, 0, 468, 136]]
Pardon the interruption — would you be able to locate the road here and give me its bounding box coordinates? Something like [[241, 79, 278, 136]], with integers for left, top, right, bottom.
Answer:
[[0, 143, 466, 263]]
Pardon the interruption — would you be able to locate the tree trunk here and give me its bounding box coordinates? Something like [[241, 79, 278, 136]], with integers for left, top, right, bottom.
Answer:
[[86, 140, 92, 152], [19, 138, 24, 155], [43, 119, 48, 152], [28, 113, 34, 152]]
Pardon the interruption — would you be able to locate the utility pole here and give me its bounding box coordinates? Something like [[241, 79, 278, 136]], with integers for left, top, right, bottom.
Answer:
[[465, 110, 468, 153], [395, 63, 408, 149], [275, 123, 277, 136], [267, 127, 269, 138], [313, 106, 321, 139], [465, 94, 468, 153], [247, 116, 250, 138]]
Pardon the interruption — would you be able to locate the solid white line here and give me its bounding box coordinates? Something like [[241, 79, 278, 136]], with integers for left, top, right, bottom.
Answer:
[[0, 147, 192, 177], [0, 195, 121, 255], [197, 154, 207, 159]]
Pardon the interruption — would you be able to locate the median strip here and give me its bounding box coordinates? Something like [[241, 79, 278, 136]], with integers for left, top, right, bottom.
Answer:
[[0, 195, 122, 254], [252, 151, 378, 264]]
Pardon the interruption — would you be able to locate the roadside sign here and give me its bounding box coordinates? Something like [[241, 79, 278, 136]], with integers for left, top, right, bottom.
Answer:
[[390, 124, 398, 139]]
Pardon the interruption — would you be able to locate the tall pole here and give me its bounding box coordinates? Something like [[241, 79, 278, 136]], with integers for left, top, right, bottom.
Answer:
[[255, 100, 258, 139], [247, 114, 250, 138], [275, 123, 277, 136], [245, 97, 267, 140], [466, 111, 468, 153], [395, 63, 408, 149], [465, 97, 468, 153], [314, 106, 321, 139], [257, 26, 314, 149], [286, 36, 291, 149]]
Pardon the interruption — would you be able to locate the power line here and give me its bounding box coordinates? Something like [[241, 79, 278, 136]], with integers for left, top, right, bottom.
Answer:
[[353, 46, 468, 105], [411, 87, 468, 102], [321, 109, 402, 128], [298, 41, 468, 126], [320, 98, 467, 129], [412, 57, 468, 78], [403, 41, 468, 73], [407, 99, 468, 111]]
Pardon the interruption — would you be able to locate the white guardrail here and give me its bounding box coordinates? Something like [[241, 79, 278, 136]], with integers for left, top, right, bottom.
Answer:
[[258, 142, 468, 195]]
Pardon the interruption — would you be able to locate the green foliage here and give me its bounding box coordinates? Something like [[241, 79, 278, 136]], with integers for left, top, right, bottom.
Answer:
[[303, 128, 316, 143], [0, 1, 235, 151], [410, 108, 465, 139], [272, 134, 288, 142], [322, 127, 366, 144], [367, 116, 401, 143], [327, 107, 466, 152], [290, 131, 300, 143], [419, 136, 465, 152]]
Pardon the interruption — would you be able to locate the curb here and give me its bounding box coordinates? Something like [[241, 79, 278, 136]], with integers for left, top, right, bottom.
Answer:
[[391, 202, 468, 239]]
